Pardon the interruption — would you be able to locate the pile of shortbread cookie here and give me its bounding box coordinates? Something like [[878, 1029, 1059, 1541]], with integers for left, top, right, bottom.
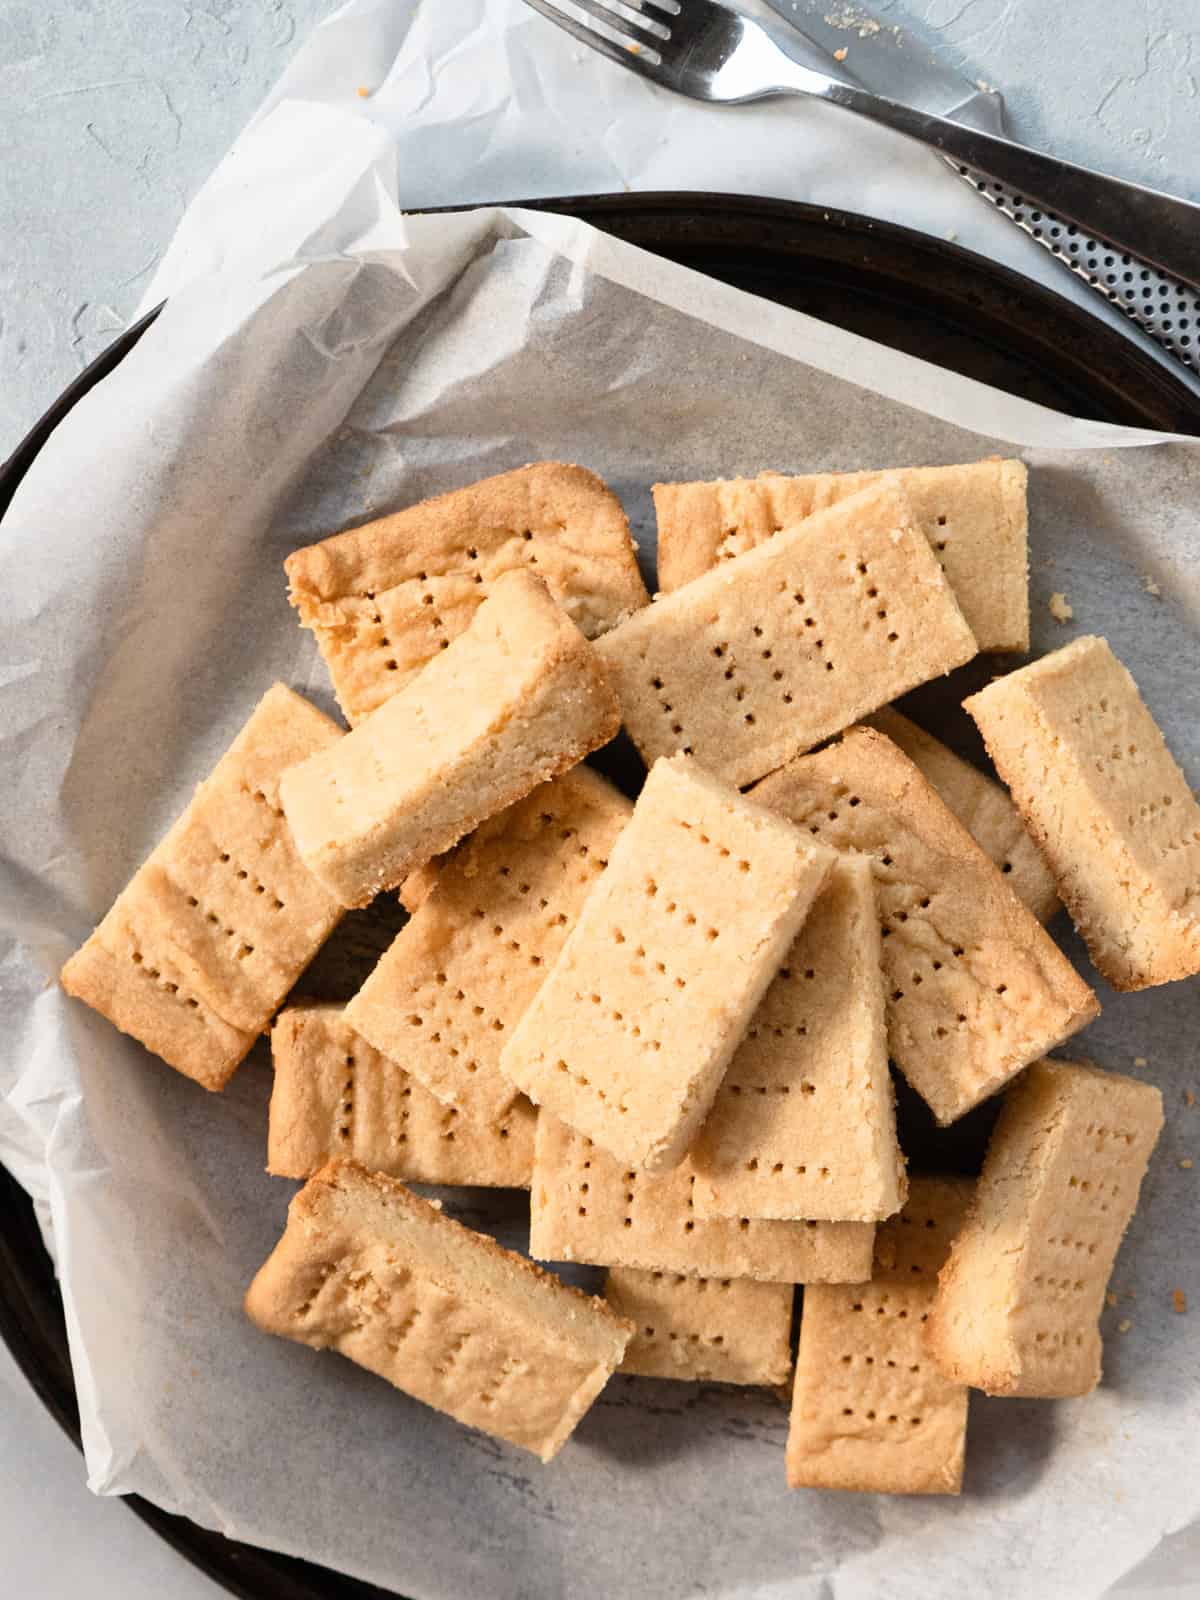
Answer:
[[63, 460, 1196, 1492]]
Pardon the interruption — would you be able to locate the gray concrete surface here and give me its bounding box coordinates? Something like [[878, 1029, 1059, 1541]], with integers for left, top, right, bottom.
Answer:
[[1, 0, 340, 455], [0, 4, 1197, 1598]]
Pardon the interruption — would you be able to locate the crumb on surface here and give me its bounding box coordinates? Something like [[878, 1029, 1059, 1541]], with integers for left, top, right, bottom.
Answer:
[[1173, 1289, 1188, 1314], [1105, 1290, 1118, 1308], [833, 45, 848, 60], [1118, 1318, 1132, 1333], [824, 6, 878, 32], [1142, 575, 1162, 598], [1134, 1056, 1148, 1067], [1048, 592, 1074, 623], [356, 86, 371, 98], [1180, 1158, 1193, 1170], [1185, 1089, 1195, 1107]]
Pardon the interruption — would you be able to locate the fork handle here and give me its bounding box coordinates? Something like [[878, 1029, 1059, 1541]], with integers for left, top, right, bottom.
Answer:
[[818, 81, 1200, 294]]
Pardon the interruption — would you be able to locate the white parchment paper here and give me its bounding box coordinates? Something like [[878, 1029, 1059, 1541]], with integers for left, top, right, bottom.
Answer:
[[3, 126, 1200, 1600]]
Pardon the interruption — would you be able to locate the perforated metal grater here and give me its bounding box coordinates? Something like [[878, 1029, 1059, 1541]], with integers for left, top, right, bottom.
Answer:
[[955, 165, 1199, 373]]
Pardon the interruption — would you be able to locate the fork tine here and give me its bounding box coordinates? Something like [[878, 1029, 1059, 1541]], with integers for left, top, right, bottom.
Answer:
[[568, 0, 671, 40], [520, 0, 666, 80]]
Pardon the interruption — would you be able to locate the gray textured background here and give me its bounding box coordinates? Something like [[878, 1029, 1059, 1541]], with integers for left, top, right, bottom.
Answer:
[[0, 4, 1197, 1599], [2, 0, 1198, 458]]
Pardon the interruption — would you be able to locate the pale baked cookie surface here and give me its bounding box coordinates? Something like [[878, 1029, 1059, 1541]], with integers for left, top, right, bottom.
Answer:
[[597, 482, 977, 787], [244, 1159, 632, 1462], [927, 1059, 1163, 1398], [268, 1004, 536, 1187], [604, 1267, 794, 1385], [500, 756, 834, 1171], [344, 768, 632, 1124], [786, 1176, 972, 1495], [61, 683, 345, 1090], [965, 635, 1200, 989], [530, 1115, 874, 1284], [866, 707, 1059, 922], [752, 727, 1098, 1125], [280, 571, 620, 908], [689, 856, 905, 1224], [286, 462, 649, 724], [654, 458, 1028, 652]]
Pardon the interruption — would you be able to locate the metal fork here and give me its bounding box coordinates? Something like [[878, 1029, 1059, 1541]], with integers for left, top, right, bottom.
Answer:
[[522, 0, 1200, 297]]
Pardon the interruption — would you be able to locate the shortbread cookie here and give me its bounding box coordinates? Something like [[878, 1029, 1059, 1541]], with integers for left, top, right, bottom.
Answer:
[[530, 1116, 874, 1284], [596, 483, 977, 787], [280, 571, 620, 908], [689, 856, 904, 1223], [927, 1059, 1163, 1398], [654, 458, 1028, 652], [604, 1267, 794, 1385], [245, 1160, 632, 1461], [61, 684, 344, 1090], [287, 462, 649, 723], [501, 756, 834, 1171], [965, 636, 1200, 989], [786, 1176, 972, 1495], [752, 728, 1098, 1125], [866, 707, 1059, 922], [268, 1005, 535, 1187], [345, 769, 632, 1123]]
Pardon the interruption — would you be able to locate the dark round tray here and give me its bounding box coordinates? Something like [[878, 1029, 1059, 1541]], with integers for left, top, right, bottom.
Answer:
[[3, 193, 1198, 1600]]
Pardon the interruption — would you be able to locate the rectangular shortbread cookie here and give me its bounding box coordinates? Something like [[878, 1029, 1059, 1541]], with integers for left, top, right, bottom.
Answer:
[[244, 1159, 632, 1461], [344, 768, 633, 1124], [965, 636, 1200, 989], [786, 1176, 972, 1495], [752, 728, 1098, 1125], [654, 458, 1028, 652], [287, 462, 649, 724], [280, 571, 620, 908], [596, 482, 977, 787], [268, 1005, 536, 1187], [530, 1115, 875, 1284], [500, 756, 834, 1171], [604, 1267, 794, 1385], [866, 707, 1059, 922], [60, 683, 345, 1091], [689, 856, 905, 1223], [927, 1059, 1163, 1398]]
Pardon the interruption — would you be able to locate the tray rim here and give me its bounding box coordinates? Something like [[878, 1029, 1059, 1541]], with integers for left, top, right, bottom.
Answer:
[[6, 190, 1200, 508]]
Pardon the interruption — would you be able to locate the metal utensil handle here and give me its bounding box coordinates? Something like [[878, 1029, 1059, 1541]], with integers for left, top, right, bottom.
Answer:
[[822, 81, 1200, 295]]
